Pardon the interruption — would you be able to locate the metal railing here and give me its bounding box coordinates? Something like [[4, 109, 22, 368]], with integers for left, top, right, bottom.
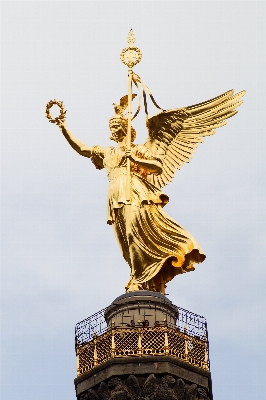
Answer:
[[75, 308, 107, 346], [75, 305, 209, 376]]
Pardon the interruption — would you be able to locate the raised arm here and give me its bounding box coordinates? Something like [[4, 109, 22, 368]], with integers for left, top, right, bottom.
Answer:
[[58, 122, 92, 158]]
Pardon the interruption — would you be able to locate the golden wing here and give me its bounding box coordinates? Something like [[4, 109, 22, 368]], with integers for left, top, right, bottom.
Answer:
[[145, 89, 246, 189]]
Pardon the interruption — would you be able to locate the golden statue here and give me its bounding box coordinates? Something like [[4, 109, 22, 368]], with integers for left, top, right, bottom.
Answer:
[[46, 30, 245, 294]]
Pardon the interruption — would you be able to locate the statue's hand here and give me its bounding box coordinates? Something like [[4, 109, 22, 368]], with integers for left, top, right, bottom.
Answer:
[[57, 120, 66, 131], [125, 149, 131, 158], [125, 149, 136, 163]]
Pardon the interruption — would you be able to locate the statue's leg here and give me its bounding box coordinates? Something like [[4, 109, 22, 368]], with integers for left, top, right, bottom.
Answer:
[[113, 203, 205, 293], [112, 206, 147, 291], [112, 206, 131, 267], [124, 205, 165, 292], [126, 203, 206, 292]]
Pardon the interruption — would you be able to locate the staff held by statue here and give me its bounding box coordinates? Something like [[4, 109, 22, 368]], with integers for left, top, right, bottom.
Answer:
[[120, 29, 142, 202]]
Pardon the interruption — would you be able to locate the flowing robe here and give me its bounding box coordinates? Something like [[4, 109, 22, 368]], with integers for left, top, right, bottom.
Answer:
[[91, 144, 205, 292]]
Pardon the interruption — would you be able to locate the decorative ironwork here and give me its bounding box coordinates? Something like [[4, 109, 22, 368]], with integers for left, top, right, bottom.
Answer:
[[75, 308, 107, 345], [75, 305, 210, 376], [75, 305, 207, 346]]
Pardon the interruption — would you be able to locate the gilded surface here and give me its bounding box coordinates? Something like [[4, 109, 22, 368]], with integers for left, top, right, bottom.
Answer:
[[46, 31, 245, 293], [77, 325, 208, 376]]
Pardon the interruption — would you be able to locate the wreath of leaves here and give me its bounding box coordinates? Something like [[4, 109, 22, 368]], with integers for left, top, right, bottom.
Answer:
[[45, 99, 67, 125]]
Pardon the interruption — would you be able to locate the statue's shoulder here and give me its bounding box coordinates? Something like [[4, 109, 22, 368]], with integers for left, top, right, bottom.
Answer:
[[91, 145, 113, 170]]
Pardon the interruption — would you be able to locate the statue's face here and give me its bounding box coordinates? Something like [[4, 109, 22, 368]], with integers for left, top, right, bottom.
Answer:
[[109, 120, 126, 142]]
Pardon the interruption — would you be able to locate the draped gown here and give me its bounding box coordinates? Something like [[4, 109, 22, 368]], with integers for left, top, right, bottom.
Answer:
[[90, 143, 205, 293]]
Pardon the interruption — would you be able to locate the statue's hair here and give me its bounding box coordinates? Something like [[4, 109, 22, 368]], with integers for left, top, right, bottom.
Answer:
[[109, 115, 136, 143]]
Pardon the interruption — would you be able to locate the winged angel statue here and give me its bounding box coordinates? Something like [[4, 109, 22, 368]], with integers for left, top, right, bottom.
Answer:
[[50, 87, 245, 293]]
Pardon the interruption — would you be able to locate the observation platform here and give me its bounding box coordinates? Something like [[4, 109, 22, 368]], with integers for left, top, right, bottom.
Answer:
[[74, 291, 212, 400]]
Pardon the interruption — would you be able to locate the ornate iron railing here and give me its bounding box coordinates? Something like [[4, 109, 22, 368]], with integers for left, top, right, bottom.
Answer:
[[75, 305, 209, 376], [75, 306, 207, 345], [75, 308, 107, 346]]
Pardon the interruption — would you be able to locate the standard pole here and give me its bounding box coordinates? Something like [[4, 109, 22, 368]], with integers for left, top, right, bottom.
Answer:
[[120, 29, 142, 202], [126, 67, 133, 202]]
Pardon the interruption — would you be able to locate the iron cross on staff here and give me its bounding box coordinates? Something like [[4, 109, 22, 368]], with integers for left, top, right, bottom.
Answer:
[[120, 29, 142, 202]]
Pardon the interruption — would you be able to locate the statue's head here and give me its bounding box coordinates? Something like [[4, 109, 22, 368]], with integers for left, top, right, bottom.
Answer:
[[109, 114, 136, 143]]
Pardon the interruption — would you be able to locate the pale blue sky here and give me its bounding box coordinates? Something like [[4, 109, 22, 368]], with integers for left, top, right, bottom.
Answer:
[[1, 1, 266, 400]]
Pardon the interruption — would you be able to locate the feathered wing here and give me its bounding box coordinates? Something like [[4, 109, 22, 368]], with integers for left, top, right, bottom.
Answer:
[[144, 89, 246, 189]]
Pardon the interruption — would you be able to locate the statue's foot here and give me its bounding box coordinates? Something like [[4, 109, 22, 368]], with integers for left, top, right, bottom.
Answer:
[[125, 282, 145, 292]]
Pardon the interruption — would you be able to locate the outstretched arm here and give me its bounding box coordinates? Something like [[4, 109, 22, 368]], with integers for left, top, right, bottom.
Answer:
[[58, 122, 92, 158]]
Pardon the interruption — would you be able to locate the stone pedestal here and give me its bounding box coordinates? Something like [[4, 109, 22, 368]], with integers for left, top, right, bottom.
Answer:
[[75, 356, 212, 400]]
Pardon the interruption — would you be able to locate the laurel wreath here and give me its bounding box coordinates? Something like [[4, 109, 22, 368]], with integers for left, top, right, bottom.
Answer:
[[45, 99, 66, 125]]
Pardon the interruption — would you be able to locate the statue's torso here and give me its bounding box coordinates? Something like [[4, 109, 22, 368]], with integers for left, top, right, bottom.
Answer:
[[91, 145, 168, 224]]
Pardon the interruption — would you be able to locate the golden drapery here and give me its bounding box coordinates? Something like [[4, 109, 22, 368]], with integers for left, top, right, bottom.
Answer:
[[91, 144, 205, 292]]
